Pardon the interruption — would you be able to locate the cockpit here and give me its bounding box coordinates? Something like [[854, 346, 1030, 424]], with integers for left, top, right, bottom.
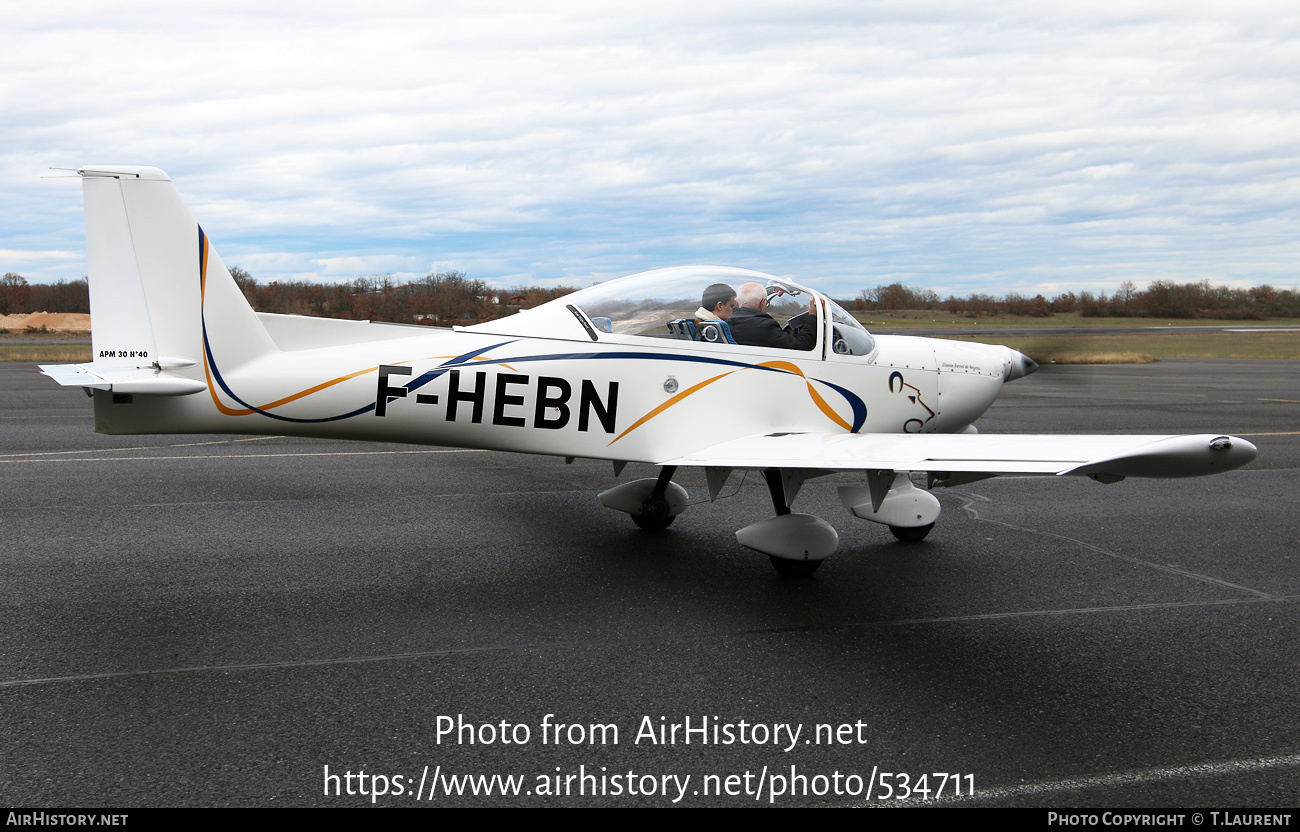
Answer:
[[468, 266, 876, 358]]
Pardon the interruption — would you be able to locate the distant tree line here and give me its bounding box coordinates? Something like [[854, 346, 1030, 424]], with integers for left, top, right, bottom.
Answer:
[[0, 270, 575, 327], [852, 279, 1300, 319], [0, 274, 90, 315], [231, 268, 576, 326], [5, 268, 1299, 323]]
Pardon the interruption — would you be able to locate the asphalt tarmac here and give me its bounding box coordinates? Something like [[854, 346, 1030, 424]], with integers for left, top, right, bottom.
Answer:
[[1, 359, 1297, 807], [871, 324, 1300, 338]]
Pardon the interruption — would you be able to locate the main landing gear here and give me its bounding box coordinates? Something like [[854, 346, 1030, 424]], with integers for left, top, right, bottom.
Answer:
[[734, 469, 941, 575], [598, 466, 689, 531], [837, 471, 941, 545], [599, 466, 942, 577]]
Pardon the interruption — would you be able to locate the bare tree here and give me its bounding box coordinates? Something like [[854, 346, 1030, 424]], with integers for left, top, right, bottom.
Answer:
[[0, 273, 30, 315]]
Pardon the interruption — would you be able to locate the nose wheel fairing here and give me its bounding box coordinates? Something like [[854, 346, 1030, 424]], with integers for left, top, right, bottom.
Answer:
[[735, 514, 839, 562], [837, 472, 941, 530]]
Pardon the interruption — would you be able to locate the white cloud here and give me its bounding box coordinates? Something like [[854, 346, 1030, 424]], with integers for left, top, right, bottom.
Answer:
[[0, 249, 80, 262], [4, 1, 1300, 297]]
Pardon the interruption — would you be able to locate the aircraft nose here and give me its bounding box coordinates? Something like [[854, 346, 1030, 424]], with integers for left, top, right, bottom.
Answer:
[[1004, 349, 1038, 381]]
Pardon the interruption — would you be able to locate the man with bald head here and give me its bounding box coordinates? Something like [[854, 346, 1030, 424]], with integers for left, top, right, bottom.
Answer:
[[726, 282, 818, 350]]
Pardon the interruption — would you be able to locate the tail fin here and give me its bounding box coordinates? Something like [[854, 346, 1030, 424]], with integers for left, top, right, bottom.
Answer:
[[49, 166, 276, 393]]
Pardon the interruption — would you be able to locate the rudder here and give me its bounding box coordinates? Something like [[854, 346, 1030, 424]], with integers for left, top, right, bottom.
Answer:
[[79, 165, 274, 377]]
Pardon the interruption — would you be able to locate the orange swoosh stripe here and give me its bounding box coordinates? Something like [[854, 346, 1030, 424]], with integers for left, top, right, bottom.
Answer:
[[609, 371, 737, 444], [256, 366, 380, 410], [198, 232, 433, 416], [263, 356, 513, 412], [247, 357, 509, 414], [754, 360, 851, 430], [203, 359, 254, 416], [805, 384, 852, 431], [422, 355, 517, 372], [199, 234, 255, 416], [609, 359, 853, 444]]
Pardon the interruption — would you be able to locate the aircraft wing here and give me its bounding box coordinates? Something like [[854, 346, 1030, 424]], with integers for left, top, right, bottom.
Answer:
[[660, 432, 1257, 480]]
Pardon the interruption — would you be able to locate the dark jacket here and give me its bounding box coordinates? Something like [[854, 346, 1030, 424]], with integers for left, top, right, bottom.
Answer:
[[727, 306, 817, 350]]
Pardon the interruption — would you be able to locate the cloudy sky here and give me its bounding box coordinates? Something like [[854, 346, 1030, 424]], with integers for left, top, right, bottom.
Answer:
[[4, 1, 1300, 298]]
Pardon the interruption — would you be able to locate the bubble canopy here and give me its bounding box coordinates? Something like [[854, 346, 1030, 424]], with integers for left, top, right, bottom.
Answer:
[[469, 266, 875, 357]]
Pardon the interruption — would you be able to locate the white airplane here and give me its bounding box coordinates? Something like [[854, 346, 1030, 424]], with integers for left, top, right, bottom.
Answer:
[[41, 166, 1257, 576]]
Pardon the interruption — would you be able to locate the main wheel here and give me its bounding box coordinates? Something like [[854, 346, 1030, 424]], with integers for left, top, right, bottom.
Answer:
[[769, 556, 822, 577], [890, 522, 934, 542], [632, 494, 675, 530], [632, 513, 674, 530]]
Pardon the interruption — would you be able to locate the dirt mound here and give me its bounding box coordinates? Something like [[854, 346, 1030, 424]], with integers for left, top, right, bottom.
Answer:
[[0, 312, 91, 332]]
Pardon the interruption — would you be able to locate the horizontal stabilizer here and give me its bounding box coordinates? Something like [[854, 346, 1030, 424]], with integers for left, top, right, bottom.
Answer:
[[661, 432, 1257, 480], [39, 363, 206, 396]]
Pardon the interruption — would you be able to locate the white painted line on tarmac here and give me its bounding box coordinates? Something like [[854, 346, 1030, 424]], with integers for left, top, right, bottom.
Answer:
[[856, 753, 1300, 806]]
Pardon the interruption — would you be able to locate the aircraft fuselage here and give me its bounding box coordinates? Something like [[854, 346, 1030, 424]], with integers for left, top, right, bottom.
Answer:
[[93, 324, 1015, 466]]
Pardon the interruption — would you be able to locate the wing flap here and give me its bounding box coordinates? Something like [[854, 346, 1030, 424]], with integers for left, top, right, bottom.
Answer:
[[661, 432, 1256, 479]]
